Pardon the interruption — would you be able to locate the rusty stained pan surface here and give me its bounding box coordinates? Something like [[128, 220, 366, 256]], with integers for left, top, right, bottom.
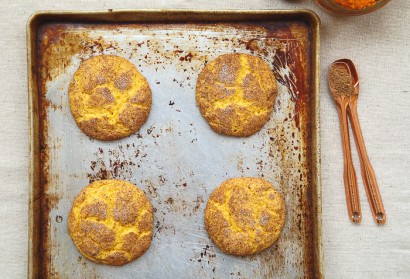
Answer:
[[30, 11, 321, 279]]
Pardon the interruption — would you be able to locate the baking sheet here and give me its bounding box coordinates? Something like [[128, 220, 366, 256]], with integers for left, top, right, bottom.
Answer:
[[28, 10, 322, 279]]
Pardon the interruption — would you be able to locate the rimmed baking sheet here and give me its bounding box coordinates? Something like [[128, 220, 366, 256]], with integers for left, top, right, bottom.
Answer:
[[28, 10, 322, 279]]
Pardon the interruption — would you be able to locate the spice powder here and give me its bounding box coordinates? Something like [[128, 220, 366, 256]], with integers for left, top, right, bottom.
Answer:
[[329, 63, 354, 97]]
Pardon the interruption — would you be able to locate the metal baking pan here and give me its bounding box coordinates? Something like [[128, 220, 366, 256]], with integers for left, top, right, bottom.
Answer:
[[28, 9, 322, 279]]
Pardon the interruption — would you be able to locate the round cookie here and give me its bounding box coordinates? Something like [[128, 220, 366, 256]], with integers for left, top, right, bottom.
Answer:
[[204, 177, 286, 256], [68, 55, 152, 141], [68, 179, 154, 265], [196, 53, 278, 137]]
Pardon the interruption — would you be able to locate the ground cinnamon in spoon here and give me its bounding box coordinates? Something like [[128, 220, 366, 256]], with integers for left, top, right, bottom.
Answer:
[[334, 0, 377, 10], [329, 63, 354, 97]]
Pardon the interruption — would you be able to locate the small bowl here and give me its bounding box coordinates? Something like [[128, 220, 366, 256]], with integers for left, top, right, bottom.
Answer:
[[315, 0, 391, 15]]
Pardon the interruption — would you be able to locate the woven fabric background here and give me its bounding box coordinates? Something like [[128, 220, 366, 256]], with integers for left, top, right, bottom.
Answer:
[[0, 0, 409, 278]]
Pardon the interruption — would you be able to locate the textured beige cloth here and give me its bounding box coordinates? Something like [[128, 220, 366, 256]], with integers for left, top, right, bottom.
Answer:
[[0, 0, 409, 278]]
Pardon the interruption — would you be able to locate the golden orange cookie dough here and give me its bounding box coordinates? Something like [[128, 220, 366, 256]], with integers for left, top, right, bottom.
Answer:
[[68, 55, 152, 141], [196, 53, 278, 137], [204, 177, 286, 256], [68, 179, 154, 265]]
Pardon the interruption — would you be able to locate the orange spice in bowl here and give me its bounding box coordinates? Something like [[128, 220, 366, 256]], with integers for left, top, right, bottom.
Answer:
[[335, 0, 377, 10], [315, 0, 391, 15]]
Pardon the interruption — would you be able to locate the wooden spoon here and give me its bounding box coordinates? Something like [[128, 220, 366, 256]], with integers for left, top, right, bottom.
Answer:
[[329, 61, 361, 223], [342, 59, 386, 225]]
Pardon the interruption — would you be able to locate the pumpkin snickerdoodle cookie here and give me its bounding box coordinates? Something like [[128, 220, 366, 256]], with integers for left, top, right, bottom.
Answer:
[[68, 179, 153, 265], [196, 53, 278, 137], [204, 177, 286, 256], [68, 55, 152, 140]]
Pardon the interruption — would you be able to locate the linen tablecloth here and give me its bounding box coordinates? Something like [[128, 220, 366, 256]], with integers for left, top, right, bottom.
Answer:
[[0, 0, 409, 278]]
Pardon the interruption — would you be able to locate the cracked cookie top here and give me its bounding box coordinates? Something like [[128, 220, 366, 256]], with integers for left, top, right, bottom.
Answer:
[[205, 177, 286, 256], [68, 179, 153, 265], [196, 53, 277, 137], [68, 55, 152, 141]]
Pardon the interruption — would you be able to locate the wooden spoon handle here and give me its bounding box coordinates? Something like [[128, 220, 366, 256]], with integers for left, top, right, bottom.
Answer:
[[348, 101, 386, 224], [336, 99, 361, 223]]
